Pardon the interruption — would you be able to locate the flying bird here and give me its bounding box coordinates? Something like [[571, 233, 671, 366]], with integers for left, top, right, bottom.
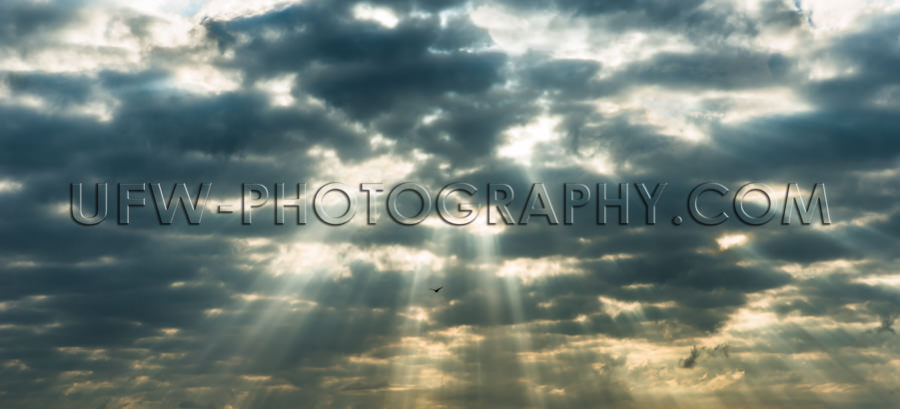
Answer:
[[430, 286, 443, 293]]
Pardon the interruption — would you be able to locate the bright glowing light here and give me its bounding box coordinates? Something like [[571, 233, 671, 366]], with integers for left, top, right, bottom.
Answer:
[[174, 66, 241, 94], [353, 4, 400, 28], [306, 146, 417, 187], [716, 234, 748, 250], [496, 256, 583, 284], [195, 0, 305, 21], [470, 5, 695, 64], [497, 115, 562, 165], [0, 179, 23, 194], [255, 74, 296, 106]]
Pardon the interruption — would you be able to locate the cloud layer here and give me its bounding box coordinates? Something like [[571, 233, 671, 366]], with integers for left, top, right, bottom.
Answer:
[[1, 0, 899, 408]]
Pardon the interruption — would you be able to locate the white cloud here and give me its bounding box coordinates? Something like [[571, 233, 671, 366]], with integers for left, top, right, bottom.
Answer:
[[353, 3, 400, 29]]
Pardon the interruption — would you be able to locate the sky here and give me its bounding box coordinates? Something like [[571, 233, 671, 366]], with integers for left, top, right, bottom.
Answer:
[[1, 0, 900, 408]]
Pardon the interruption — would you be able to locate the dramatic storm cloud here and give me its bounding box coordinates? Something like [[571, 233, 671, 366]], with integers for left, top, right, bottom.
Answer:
[[1, 0, 899, 408]]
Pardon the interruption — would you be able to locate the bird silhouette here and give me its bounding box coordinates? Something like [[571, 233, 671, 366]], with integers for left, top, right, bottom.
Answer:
[[430, 286, 443, 293]]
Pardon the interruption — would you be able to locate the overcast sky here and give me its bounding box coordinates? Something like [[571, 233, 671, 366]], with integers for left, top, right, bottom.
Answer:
[[1, 0, 900, 408]]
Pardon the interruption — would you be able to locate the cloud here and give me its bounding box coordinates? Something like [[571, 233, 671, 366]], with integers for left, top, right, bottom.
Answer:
[[1, 0, 899, 408], [679, 343, 729, 369]]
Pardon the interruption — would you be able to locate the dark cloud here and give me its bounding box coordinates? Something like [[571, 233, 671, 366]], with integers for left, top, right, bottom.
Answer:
[[0, 0, 83, 45], [679, 343, 728, 369], [201, 4, 524, 165]]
